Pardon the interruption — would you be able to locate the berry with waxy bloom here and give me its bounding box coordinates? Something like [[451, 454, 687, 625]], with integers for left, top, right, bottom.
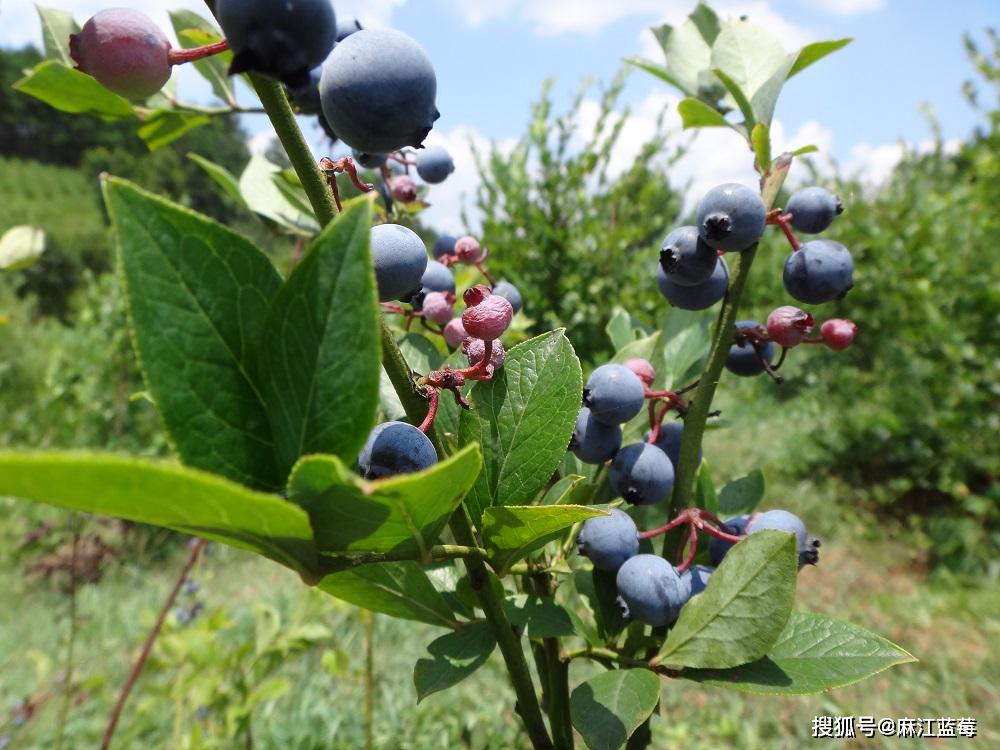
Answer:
[[461, 285, 513, 340], [421, 291, 454, 324], [455, 235, 484, 262]]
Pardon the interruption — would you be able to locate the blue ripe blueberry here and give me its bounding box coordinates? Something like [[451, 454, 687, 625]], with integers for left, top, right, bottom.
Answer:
[[576, 508, 640, 571], [615, 554, 687, 626], [357, 421, 437, 479], [643, 421, 701, 471], [610, 442, 675, 505], [747, 509, 821, 567], [320, 28, 439, 154], [492, 280, 523, 315], [656, 255, 729, 310], [318, 111, 338, 142], [570, 407, 622, 464], [583, 364, 645, 425], [708, 514, 751, 566], [420, 259, 456, 295], [433, 235, 457, 259], [680, 564, 714, 598], [352, 149, 388, 169], [696, 183, 767, 252], [416, 145, 456, 184], [285, 66, 323, 114], [783, 239, 854, 304], [336, 17, 363, 42], [786, 186, 843, 234], [659, 226, 718, 286], [217, 0, 337, 89], [725, 320, 776, 377], [370, 224, 428, 302]]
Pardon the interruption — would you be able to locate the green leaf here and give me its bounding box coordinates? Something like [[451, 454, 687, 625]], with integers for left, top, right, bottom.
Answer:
[[0, 452, 317, 576], [574, 569, 628, 642], [540, 474, 586, 505], [288, 445, 482, 558], [623, 58, 690, 97], [659, 314, 710, 389], [660, 16, 715, 97], [459, 330, 582, 525], [751, 123, 772, 172], [482, 505, 607, 573], [570, 669, 661, 750], [713, 68, 755, 129], [169, 11, 236, 106], [239, 154, 319, 232], [399, 332, 445, 375], [718, 470, 764, 516], [137, 110, 210, 151], [413, 621, 496, 702], [710, 19, 792, 126], [683, 612, 916, 694], [656, 530, 797, 669], [789, 144, 819, 157], [187, 153, 247, 206], [36, 5, 79, 66], [103, 177, 283, 490], [0, 225, 45, 270], [695, 460, 718, 516], [688, 2, 721, 45], [788, 38, 852, 79], [503, 595, 575, 638], [605, 306, 634, 351], [259, 200, 380, 479], [14, 60, 135, 118], [610, 332, 660, 369], [677, 97, 730, 129], [317, 562, 458, 628]]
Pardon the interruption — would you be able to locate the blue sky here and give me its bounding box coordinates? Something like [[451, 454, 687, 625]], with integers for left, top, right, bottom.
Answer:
[[2, 0, 997, 231]]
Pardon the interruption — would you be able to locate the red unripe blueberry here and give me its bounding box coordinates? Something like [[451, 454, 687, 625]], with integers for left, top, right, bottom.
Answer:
[[463, 338, 506, 376], [462, 286, 513, 341], [391, 175, 418, 203], [421, 291, 453, 324], [624, 358, 656, 387], [455, 235, 484, 262], [766, 305, 814, 347], [820, 319, 857, 350], [70, 9, 172, 100], [443, 318, 469, 348]]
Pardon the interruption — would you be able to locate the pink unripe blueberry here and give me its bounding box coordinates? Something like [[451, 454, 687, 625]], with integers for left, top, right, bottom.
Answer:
[[443, 318, 469, 348], [422, 291, 453, 324], [462, 287, 513, 341], [70, 9, 172, 100], [820, 319, 857, 350], [766, 305, 815, 347], [623, 358, 656, 387], [391, 175, 418, 203], [455, 235, 484, 262], [463, 338, 506, 376]]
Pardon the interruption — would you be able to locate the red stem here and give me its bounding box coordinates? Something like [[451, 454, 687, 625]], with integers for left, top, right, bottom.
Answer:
[[772, 213, 802, 251], [676, 523, 699, 572], [418, 388, 439, 433], [475, 261, 496, 285], [101, 538, 206, 750], [167, 39, 229, 66], [638, 512, 691, 540]]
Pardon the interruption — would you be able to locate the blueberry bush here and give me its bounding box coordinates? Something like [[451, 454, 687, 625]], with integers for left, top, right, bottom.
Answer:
[[2, 3, 917, 748]]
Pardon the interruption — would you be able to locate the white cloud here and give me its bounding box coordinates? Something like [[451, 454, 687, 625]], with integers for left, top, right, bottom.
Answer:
[[806, 0, 885, 16], [842, 137, 961, 190]]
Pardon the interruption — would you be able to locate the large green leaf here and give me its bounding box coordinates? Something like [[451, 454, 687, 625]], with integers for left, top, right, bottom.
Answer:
[[187, 153, 247, 207], [788, 38, 852, 79], [137, 110, 210, 150], [683, 612, 916, 694], [413, 621, 496, 702], [657, 15, 715, 97], [570, 669, 661, 750], [677, 97, 730, 129], [574, 569, 628, 643], [656, 530, 797, 669], [0, 452, 317, 576], [710, 19, 789, 126], [503, 595, 575, 638], [482, 504, 607, 573], [259, 200, 380, 479], [239, 154, 319, 232], [104, 177, 283, 489], [169, 11, 235, 106], [605, 307, 635, 352], [459, 330, 582, 525], [659, 311, 710, 389], [288, 445, 482, 558], [317, 562, 458, 628], [36, 5, 79, 66], [15, 60, 135, 118], [718, 470, 764, 516]]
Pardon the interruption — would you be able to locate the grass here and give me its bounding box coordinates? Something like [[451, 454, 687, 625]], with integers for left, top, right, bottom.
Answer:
[[1, 381, 997, 748]]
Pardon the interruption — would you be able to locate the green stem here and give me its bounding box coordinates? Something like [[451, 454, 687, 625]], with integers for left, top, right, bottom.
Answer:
[[316, 544, 491, 575], [531, 575, 573, 750], [667, 158, 793, 522], [248, 66, 553, 750], [364, 611, 375, 750]]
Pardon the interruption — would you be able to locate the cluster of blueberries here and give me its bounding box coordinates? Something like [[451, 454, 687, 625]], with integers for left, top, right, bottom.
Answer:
[[578, 507, 820, 626]]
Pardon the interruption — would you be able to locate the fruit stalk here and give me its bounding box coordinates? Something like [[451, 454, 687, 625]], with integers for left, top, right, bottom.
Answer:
[[245, 64, 553, 750], [667, 157, 793, 534]]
